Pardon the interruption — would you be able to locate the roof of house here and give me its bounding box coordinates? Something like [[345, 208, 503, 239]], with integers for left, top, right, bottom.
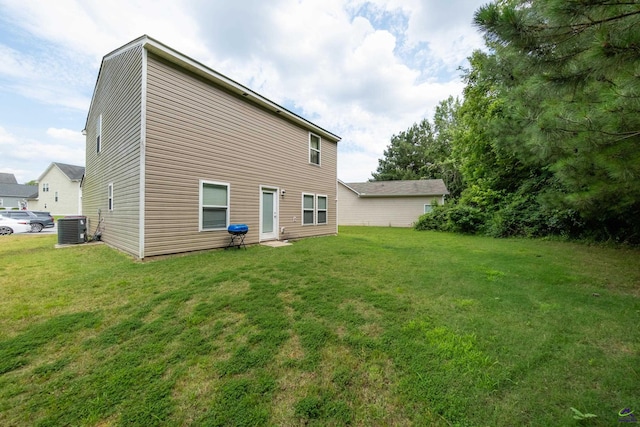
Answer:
[[88, 35, 341, 143], [340, 179, 449, 197], [38, 162, 85, 182], [0, 183, 38, 198], [0, 173, 18, 184]]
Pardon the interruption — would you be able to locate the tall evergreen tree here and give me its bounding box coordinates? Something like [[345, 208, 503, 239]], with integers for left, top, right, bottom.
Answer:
[[474, 0, 640, 241]]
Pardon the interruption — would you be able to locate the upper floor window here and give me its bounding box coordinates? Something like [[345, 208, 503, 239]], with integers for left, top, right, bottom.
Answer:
[[42, 183, 49, 192], [309, 133, 320, 165], [96, 114, 102, 153], [55, 191, 59, 202], [108, 183, 113, 211], [200, 180, 229, 231]]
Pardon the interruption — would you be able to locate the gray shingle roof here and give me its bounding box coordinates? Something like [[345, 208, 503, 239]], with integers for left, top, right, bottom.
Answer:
[[0, 173, 18, 184], [54, 163, 85, 181], [0, 183, 38, 198], [342, 179, 449, 197]]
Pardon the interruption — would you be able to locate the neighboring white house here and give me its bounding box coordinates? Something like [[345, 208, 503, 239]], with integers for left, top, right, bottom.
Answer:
[[31, 163, 85, 215], [338, 179, 449, 227]]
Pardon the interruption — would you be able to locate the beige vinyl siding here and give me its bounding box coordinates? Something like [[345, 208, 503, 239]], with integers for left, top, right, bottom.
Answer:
[[338, 183, 443, 227], [144, 54, 337, 257], [83, 44, 143, 256]]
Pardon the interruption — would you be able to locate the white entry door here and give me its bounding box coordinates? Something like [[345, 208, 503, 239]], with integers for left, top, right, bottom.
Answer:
[[260, 188, 278, 241]]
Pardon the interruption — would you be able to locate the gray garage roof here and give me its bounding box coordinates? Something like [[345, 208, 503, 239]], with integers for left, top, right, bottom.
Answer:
[[0, 173, 18, 184], [341, 179, 449, 197], [0, 183, 38, 198]]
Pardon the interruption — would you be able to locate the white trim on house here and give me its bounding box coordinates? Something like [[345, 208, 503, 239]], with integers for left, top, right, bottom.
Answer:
[[335, 181, 339, 235], [302, 192, 315, 225], [316, 194, 328, 225], [259, 185, 279, 241], [338, 180, 359, 195], [139, 47, 148, 259], [199, 180, 230, 232], [309, 133, 321, 166], [300, 192, 328, 226]]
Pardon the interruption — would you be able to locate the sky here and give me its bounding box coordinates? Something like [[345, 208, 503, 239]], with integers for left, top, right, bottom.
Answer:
[[0, 0, 487, 184]]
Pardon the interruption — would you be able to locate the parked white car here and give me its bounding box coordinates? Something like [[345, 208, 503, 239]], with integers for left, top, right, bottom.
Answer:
[[0, 216, 32, 235]]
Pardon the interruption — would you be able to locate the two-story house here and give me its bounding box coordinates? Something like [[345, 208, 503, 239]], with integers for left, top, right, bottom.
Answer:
[[83, 35, 340, 259], [33, 162, 85, 215]]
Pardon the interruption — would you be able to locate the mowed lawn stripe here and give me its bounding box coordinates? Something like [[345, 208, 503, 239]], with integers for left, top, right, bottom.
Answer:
[[0, 227, 638, 426]]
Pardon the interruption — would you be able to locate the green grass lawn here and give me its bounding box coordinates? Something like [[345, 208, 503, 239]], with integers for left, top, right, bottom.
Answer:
[[0, 227, 638, 426]]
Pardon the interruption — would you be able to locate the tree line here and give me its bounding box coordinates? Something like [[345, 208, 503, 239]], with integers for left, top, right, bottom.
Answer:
[[373, 0, 640, 243]]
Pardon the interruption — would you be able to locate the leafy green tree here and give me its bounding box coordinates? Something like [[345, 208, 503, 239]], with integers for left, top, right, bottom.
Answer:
[[372, 119, 434, 181], [474, 0, 640, 241], [422, 46, 580, 238], [429, 96, 465, 198], [372, 98, 464, 198]]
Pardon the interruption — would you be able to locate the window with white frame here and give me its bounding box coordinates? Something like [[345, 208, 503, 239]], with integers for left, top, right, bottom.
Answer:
[[108, 183, 113, 211], [96, 114, 102, 153], [309, 133, 320, 165], [42, 183, 49, 192], [302, 194, 328, 225], [55, 191, 59, 202], [302, 193, 315, 225], [317, 195, 327, 224], [200, 180, 229, 230], [424, 204, 433, 213]]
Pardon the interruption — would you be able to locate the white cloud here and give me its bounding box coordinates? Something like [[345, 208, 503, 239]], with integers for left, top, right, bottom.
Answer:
[[338, 149, 381, 182], [0, 126, 84, 182], [0, 42, 94, 110], [46, 128, 85, 143], [0, 0, 204, 61], [0, 44, 35, 79], [0, 126, 18, 144], [0, 0, 486, 182]]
